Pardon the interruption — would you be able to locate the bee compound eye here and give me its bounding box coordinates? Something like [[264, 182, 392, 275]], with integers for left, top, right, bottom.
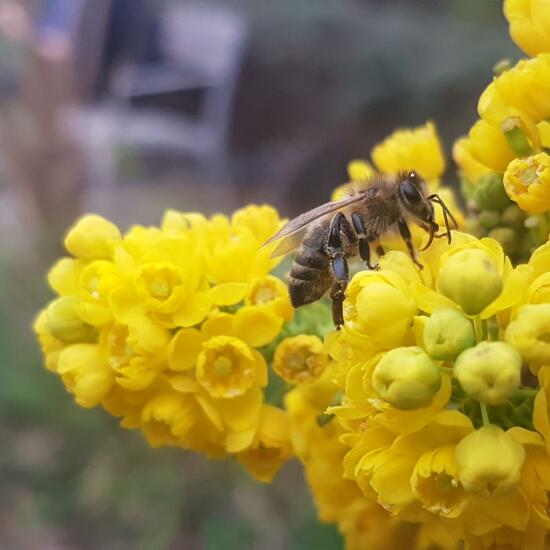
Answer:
[[400, 181, 422, 204]]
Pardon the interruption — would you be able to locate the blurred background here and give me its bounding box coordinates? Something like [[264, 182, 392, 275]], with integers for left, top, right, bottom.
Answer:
[[0, 1, 521, 548]]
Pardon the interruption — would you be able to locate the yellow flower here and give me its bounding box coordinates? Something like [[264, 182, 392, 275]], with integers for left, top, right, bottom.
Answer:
[[503, 152, 550, 213], [64, 214, 121, 261], [33, 310, 66, 372], [455, 120, 515, 176], [455, 425, 526, 497], [99, 318, 170, 390], [437, 248, 503, 315], [454, 342, 522, 405], [504, 0, 550, 57], [452, 136, 492, 183], [272, 335, 328, 384], [243, 275, 293, 321], [205, 205, 284, 285], [371, 121, 445, 184], [505, 304, 550, 373], [57, 344, 114, 408], [372, 346, 442, 410], [478, 54, 550, 129], [237, 405, 293, 482], [341, 268, 417, 357], [196, 335, 267, 398]]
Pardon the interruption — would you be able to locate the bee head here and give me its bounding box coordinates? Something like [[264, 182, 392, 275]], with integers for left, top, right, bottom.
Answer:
[[397, 170, 437, 230]]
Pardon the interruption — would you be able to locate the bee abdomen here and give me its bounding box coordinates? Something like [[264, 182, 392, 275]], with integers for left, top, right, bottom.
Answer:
[[289, 245, 332, 307]]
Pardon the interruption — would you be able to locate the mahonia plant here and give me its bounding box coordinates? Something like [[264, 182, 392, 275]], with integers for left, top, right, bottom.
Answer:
[[34, 1, 550, 548]]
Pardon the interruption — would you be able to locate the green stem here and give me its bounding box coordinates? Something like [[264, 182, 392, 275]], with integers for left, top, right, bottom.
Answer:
[[480, 402, 491, 426], [539, 214, 549, 243], [482, 319, 489, 341], [473, 315, 483, 344]]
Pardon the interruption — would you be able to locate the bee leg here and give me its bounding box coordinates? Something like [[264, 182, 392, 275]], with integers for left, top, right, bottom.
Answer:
[[351, 212, 379, 270], [326, 213, 351, 328], [398, 218, 423, 270]]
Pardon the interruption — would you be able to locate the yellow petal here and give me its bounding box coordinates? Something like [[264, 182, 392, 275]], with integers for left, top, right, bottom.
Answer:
[[172, 292, 212, 327], [210, 283, 248, 306], [233, 306, 283, 347], [168, 328, 206, 371]]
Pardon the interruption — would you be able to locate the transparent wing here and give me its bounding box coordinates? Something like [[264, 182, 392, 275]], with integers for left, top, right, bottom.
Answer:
[[263, 194, 366, 259]]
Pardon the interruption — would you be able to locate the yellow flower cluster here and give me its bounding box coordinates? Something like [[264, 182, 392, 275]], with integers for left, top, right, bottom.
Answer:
[[34, 206, 295, 481], [454, 3, 550, 219], [321, 233, 550, 548]]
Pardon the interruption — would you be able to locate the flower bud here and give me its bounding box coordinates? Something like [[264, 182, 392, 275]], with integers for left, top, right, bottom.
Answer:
[[372, 346, 441, 410], [454, 342, 522, 405], [46, 297, 95, 343], [64, 214, 121, 260], [505, 304, 550, 373], [472, 174, 511, 212], [455, 425, 525, 496], [479, 211, 501, 230], [437, 249, 503, 315], [423, 308, 475, 361], [501, 204, 526, 229], [488, 227, 517, 256]]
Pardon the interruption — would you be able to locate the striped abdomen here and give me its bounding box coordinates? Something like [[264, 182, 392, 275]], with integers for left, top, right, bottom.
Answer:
[[288, 223, 332, 308]]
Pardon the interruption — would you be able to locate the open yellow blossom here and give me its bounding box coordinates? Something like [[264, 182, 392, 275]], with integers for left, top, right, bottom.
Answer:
[[478, 54, 550, 129], [504, 152, 550, 213], [272, 335, 328, 384], [237, 405, 293, 482], [371, 121, 445, 184], [505, 0, 550, 56], [99, 318, 170, 390], [243, 275, 293, 321], [196, 335, 267, 399]]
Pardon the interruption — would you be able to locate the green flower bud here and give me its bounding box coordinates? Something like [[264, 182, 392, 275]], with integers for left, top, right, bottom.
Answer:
[[465, 217, 486, 238], [505, 304, 550, 374], [472, 174, 511, 212], [501, 205, 526, 230], [46, 297, 95, 343], [437, 249, 503, 315], [479, 211, 501, 230], [455, 425, 525, 496], [454, 342, 521, 405], [488, 227, 517, 255], [372, 346, 441, 410], [423, 309, 475, 361]]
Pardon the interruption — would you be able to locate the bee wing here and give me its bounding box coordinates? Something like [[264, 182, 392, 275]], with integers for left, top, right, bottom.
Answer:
[[263, 194, 366, 258]]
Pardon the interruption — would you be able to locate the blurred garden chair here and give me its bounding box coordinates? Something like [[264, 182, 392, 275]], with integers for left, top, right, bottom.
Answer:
[[74, 2, 248, 213]]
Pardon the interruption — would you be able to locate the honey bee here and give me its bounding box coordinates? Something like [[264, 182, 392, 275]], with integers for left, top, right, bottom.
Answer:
[[264, 170, 457, 328]]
